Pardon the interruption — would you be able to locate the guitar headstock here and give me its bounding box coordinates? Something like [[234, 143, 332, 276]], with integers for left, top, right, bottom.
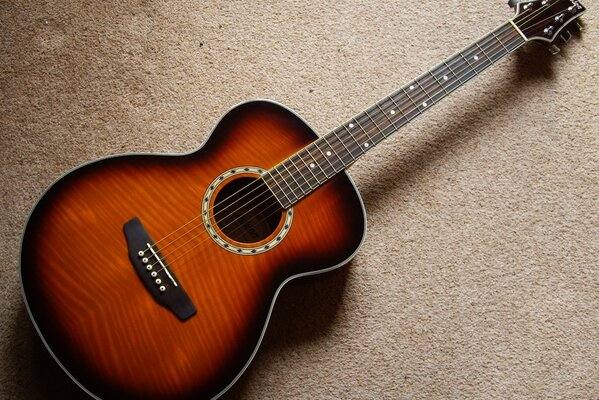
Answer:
[[511, 0, 586, 43]]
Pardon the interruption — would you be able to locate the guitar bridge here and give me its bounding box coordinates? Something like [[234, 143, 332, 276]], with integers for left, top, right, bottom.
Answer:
[[123, 217, 196, 321]]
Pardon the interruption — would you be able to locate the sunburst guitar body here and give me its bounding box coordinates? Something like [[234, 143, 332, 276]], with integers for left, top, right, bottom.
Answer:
[[21, 101, 366, 399]]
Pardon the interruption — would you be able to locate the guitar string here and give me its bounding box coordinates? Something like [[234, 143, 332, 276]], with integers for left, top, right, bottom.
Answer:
[[141, 2, 558, 259], [152, 30, 530, 276], [516, 8, 576, 33], [234, 4, 569, 203], [148, 177, 270, 251], [144, 3, 567, 271], [512, 1, 569, 27], [150, 28, 532, 274], [167, 20, 583, 284], [149, 25, 534, 273]]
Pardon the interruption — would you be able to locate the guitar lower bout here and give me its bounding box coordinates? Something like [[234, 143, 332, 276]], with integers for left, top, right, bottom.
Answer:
[[20, 100, 367, 399]]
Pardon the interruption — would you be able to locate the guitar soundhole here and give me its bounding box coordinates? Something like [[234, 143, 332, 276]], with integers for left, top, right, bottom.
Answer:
[[212, 177, 283, 244]]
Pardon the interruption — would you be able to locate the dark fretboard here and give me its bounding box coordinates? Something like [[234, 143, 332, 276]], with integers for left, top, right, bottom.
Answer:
[[263, 21, 526, 209]]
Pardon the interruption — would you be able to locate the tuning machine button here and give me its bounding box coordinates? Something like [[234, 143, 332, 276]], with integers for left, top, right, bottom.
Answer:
[[560, 30, 572, 43], [507, 0, 522, 9], [547, 44, 561, 55]]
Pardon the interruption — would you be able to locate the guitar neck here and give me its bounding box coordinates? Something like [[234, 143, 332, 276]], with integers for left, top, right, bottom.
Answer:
[[264, 21, 527, 209]]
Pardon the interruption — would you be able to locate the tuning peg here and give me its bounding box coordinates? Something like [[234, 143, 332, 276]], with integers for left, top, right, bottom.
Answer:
[[547, 44, 561, 55], [507, 0, 520, 8], [560, 30, 572, 43], [575, 22, 584, 32]]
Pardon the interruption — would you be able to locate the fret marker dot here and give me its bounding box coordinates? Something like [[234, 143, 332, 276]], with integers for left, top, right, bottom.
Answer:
[[409, 85, 415, 90], [364, 142, 369, 148], [422, 102, 428, 107], [349, 123, 354, 128], [310, 163, 315, 168], [473, 55, 479, 61], [326, 151, 332, 156], [390, 109, 396, 115], [443, 75, 448, 81]]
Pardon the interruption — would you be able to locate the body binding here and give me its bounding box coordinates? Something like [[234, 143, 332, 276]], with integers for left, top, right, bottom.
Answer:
[[20, 100, 366, 399]]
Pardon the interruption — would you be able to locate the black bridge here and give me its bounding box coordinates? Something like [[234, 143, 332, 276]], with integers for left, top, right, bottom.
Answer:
[[123, 217, 196, 321]]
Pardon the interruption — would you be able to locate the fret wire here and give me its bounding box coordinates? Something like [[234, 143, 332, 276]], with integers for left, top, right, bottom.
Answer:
[[378, 98, 403, 125], [375, 103, 400, 130], [443, 61, 464, 85], [289, 156, 316, 189], [320, 135, 347, 168], [354, 114, 375, 140], [415, 79, 435, 105], [460, 52, 496, 82], [452, 58, 478, 87], [405, 75, 436, 107], [434, 65, 462, 93], [353, 118, 375, 147], [296, 151, 324, 184], [329, 129, 357, 163], [388, 95, 412, 123], [276, 164, 304, 197], [343, 126, 366, 154], [475, 40, 493, 64], [429, 69, 450, 96], [449, 54, 477, 84], [424, 71, 447, 103], [282, 162, 309, 195], [492, 30, 510, 53], [452, 51, 490, 89], [463, 44, 492, 72], [305, 145, 331, 178], [266, 172, 293, 207], [485, 32, 508, 62], [309, 144, 334, 177], [503, 25, 524, 51], [400, 87, 421, 118], [313, 139, 338, 172], [459, 50, 481, 75], [364, 108, 387, 142], [273, 167, 300, 201], [264, 172, 288, 205], [261, 174, 287, 208]]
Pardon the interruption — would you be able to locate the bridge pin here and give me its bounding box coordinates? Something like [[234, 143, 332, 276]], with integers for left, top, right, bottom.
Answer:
[[155, 278, 162, 285], [159, 286, 166, 292], [146, 265, 152, 271]]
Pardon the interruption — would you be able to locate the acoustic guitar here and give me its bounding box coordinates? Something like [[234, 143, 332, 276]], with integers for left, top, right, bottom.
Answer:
[[20, 1, 586, 399]]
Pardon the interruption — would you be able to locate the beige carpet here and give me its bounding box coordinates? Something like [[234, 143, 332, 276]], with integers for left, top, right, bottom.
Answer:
[[1, 1, 598, 399]]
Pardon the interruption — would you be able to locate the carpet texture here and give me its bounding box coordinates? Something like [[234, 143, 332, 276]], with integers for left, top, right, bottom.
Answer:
[[1, 1, 598, 399]]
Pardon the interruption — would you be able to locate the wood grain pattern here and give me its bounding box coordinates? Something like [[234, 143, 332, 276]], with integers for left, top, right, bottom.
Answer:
[[21, 101, 366, 399]]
